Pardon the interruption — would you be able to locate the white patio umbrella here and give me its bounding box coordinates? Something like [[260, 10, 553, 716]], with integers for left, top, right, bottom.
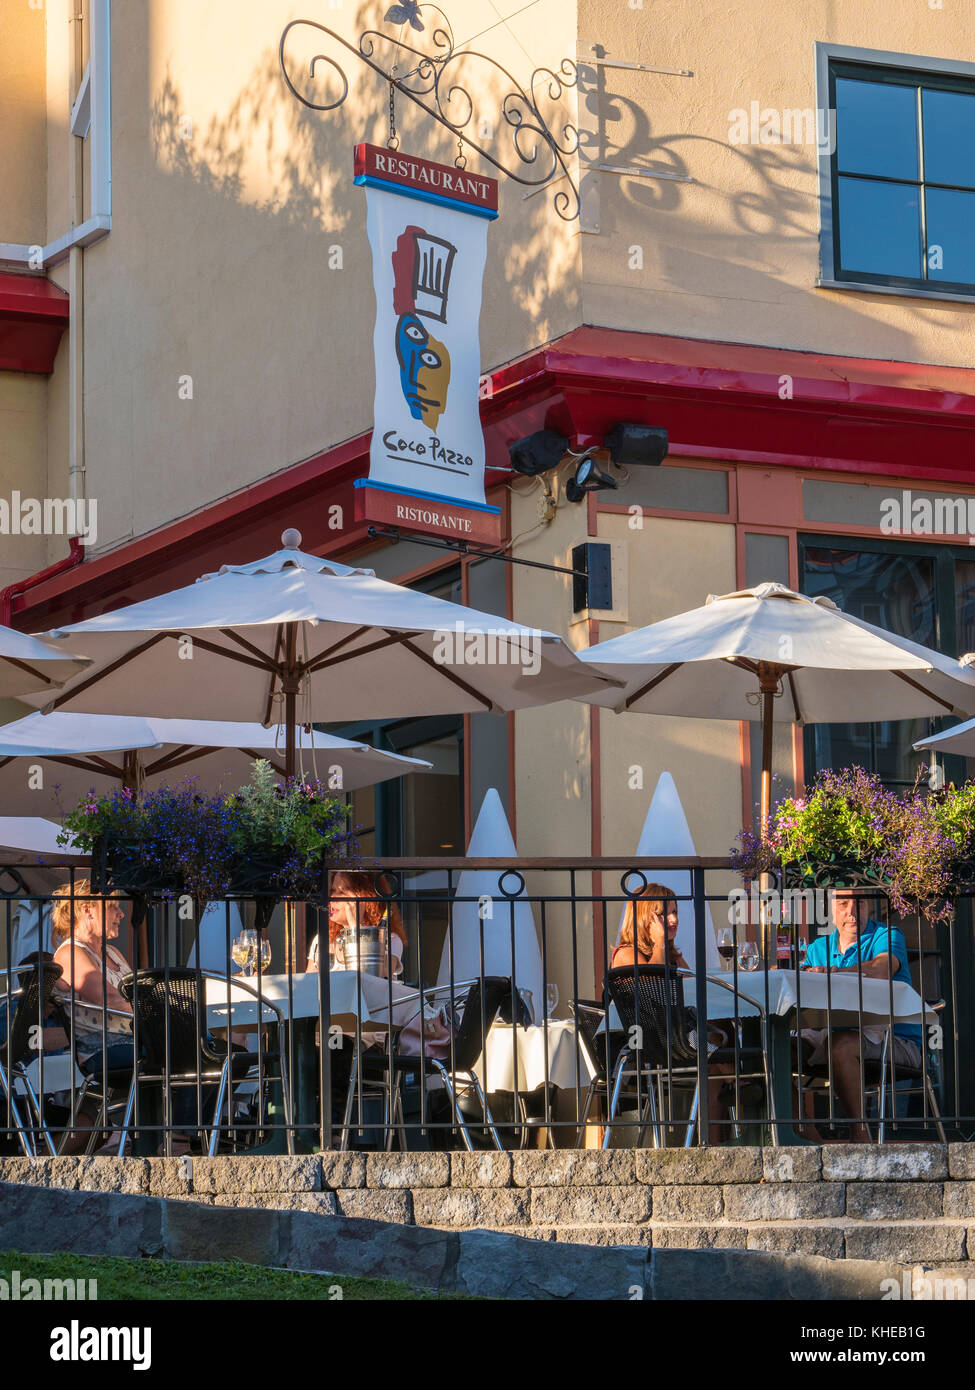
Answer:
[[29, 531, 616, 777], [0, 711, 432, 817], [0, 622, 89, 699], [0, 817, 86, 965], [913, 697, 975, 762], [578, 583, 975, 829]]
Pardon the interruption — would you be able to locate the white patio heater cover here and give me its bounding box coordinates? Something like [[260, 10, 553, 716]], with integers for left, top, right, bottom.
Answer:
[[615, 771, 720, 972], [436, 788, 544, 1004]]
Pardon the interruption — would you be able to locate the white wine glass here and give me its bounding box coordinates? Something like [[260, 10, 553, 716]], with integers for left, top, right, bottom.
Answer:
[[232, 928, 258, 976], [546, 983, 559, 1019], [738, 940, 760, 973]]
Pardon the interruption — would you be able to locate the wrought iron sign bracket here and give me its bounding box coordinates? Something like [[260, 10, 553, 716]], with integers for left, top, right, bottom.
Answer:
[[279, 5, 582, 220]]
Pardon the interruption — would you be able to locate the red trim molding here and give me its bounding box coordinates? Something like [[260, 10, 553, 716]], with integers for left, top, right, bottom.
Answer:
[[12, 324, 975, 630], [0, 273, 70, 374]]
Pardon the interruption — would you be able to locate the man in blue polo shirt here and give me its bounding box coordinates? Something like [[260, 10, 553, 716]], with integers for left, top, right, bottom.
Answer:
[[800, 891, 922, 1143]]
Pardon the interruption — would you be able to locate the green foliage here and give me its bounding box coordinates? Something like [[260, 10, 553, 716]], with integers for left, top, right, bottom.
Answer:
[[732, 764, 975, 922]]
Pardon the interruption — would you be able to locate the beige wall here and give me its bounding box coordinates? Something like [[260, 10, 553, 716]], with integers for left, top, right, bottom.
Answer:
[[72, 0, 579, 553], [0, 373, 51, 590], [9, 0, 975, 563], [594, 513, 740, 862], [579, 0, 975, 364], [1, 3, 47, 246]]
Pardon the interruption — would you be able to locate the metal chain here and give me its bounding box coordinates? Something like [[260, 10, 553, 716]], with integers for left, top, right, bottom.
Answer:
[[387, 77, 399, 150], [455, 131, 466, 170]]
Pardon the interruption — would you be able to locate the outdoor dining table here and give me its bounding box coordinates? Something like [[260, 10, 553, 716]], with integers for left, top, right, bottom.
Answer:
[[204, 970, 446, 1150], [607, 968, 935, 1145]]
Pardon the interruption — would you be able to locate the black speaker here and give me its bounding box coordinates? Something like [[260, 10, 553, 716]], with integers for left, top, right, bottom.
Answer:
[[507, 429, 569, 476], [604, 423, 669, 467]]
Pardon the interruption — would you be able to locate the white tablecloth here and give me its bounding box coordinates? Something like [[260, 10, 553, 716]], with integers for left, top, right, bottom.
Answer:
[[473, 1020, 595, 1092], [607, 970, 933, 1029], [204, 971, 450, 1055]]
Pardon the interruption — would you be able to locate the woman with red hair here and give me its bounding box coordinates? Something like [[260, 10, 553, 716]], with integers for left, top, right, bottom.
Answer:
[[306, 870, 407, 978]]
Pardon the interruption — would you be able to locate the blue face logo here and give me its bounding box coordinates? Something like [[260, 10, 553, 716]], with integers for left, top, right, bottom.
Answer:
[[395, 313, 450, 431]]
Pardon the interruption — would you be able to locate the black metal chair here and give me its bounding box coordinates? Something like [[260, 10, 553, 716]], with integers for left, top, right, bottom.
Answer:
[[794, 1004, 946, 1144], [570, 998, 628, 1148], [344, 976, 511, 1152], [603, 964, 774, 1148], [115, 968, 294, 1156], [0, 961, 63, 1157]]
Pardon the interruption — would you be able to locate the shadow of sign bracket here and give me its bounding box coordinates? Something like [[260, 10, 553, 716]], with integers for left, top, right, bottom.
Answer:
[[279, 5, 582, 220]]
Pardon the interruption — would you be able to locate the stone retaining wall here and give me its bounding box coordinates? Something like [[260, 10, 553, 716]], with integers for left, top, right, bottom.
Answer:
[[2, 1144, 975, 1265]]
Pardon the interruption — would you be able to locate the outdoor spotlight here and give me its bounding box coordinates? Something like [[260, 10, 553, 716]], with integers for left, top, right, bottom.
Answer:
[[604, 423, 669, 467], [507, 429, 570, 476], [565, 454, 619, 504]]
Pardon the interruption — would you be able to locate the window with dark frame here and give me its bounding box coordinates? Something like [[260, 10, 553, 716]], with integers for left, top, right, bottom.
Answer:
[[829, 59, 975, 294], [799, 536, 975, 788]]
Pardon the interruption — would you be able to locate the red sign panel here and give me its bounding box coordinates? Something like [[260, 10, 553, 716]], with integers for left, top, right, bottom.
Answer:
[[354, 143, 499, 215], [354, 481, 501, 546]]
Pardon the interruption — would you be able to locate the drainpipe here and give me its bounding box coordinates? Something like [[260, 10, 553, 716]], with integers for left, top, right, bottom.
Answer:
[[68, 4, 87, 565], [0, 537, 84, 627]]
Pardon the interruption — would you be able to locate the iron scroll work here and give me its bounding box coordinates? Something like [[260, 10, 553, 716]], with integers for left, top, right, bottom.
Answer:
[[279, 6, 581, 221]]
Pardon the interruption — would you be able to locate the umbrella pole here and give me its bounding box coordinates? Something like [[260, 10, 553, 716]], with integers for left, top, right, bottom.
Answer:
[[757, 664, 779, 964], [121, 748, 149, 968], [285, 687, 296, 782]]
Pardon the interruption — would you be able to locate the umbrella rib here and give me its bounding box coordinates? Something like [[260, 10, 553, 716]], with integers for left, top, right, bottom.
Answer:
[[241, 748, 287, 777], [45, 632, 172, 711], [398, 635, 495, 711], [2, 655, 60, 688], [624, 662, 684, 710], [304, 626, 372, 671], [218, 628, 276, 665], [891, 669, 956, 713], [41, 753, 123, 777], [142, 745, 201, 776], [786, 671, 803, 723], [307, 631, 415, 674], [182, 633, 273, 672], [262, 625, 286, 727]]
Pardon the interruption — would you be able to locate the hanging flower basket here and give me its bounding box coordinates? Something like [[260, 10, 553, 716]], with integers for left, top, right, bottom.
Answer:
[[779, 857, 892, 892], [63, 762, 353, 927], [731, 765, 975, 923]]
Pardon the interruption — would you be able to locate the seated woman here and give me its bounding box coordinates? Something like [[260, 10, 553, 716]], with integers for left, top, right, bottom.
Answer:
[[306, 870, 407, 978], [306, 871, 450, 1067], [610, 882, 733, 1145], [611, 882, 689, 971], [51, 881, 134, 1153], [52, 881, 217, 1155]]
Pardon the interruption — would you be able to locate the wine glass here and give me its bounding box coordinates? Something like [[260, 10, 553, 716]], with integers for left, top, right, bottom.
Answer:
[[716, 927, 735, 971], [256, 936, 271, 975], [546, 983, 559, 1019], [738, 940, 760, 973], [797, 937, 809, 968], [231, 929, 254, 974], [232, 928, 258, 976]]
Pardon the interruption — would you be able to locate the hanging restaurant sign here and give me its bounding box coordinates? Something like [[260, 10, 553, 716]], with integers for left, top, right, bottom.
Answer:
[[352, 143, 502, 545]]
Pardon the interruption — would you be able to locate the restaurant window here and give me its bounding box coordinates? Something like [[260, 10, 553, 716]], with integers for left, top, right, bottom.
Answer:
[[799, 537, 975, 787], [822, 55, 975, 295]]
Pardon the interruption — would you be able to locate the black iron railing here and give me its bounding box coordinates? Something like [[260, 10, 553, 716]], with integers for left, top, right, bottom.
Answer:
[[0, 859, 966, 1157]]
